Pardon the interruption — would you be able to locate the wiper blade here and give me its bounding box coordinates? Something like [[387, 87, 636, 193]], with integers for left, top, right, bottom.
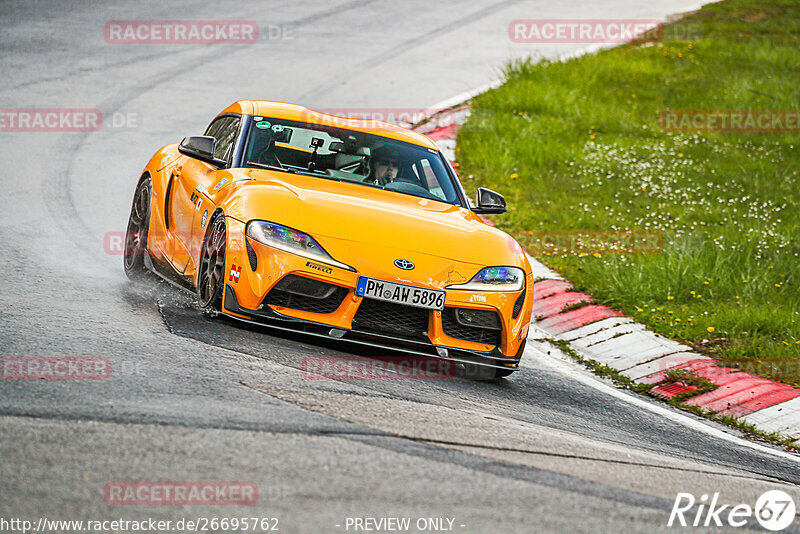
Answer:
[[251, 163, 296, 174]]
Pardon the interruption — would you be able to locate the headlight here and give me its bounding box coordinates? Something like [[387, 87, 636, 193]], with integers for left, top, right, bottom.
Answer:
[[446, 266, 524, 291], [245, 221, 354, 271]]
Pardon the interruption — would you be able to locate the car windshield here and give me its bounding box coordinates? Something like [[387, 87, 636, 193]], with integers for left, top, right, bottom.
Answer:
[[242, 117, 462, 205]]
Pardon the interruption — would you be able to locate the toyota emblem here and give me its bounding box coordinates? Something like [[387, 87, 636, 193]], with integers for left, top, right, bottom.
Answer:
[[394, 258, 415, 270]]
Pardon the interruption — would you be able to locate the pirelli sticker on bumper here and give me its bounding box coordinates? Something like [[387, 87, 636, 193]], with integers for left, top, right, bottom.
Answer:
[[305, 261, 332, 274]]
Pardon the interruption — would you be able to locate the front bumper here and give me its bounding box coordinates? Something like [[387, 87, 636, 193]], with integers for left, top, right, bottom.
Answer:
[[220, 218, 533, 370], [222, 284, 523, 370]]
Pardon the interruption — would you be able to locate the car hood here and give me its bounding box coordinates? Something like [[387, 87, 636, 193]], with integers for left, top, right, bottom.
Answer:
[[217, 169, 528, 270]]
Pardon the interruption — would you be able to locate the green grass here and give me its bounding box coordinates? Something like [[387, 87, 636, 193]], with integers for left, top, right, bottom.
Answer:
[[662, 369, 718, 402], [458, 0, 800, 385]]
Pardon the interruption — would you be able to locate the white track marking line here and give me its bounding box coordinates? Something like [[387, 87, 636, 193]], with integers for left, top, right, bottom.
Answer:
[[521, 333, 800, 465]]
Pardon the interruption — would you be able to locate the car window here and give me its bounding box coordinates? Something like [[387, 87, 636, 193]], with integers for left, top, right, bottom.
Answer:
[[242, 117, 462, 205], [204, 116, 240, 163]]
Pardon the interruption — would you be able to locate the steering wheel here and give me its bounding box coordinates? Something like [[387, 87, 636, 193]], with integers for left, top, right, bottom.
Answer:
[[383, 180, 441, 201]]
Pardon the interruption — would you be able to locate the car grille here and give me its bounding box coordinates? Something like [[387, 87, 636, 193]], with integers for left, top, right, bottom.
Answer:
[[352, 298, 430, 339], [441, 307, 502, 347], [264, 275, 348, 315]]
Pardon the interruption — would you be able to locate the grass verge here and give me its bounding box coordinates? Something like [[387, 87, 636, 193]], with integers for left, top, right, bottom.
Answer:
[[459, 0, 800, 385]]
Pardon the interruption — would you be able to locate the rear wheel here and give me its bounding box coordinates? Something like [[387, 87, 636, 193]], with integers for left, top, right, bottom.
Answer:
[[123, 177, 152, 280], [197, 213, 227, 314]]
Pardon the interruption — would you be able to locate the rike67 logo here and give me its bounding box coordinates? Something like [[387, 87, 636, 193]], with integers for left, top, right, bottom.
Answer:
[[669, 490, 796, 531]]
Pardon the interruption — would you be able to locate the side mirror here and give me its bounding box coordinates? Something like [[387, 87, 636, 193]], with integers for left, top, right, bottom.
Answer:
[[473, 187, 507, 214], [178, 136, 219, 164]]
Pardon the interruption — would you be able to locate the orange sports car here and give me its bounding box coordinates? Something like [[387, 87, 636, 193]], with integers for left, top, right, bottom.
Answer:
[[124, 101, 533, 378]]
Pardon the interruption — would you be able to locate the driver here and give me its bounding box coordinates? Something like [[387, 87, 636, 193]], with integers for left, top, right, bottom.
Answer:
[[366, 146, 401, 185]]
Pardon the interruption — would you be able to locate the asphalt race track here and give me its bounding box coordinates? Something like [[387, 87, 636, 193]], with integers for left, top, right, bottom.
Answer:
[[1, 1, 799, 532]]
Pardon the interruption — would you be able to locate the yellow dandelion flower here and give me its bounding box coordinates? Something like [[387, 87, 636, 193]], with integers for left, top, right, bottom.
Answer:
[[637, 308, 644, 313], [707, 327, 715, 333], [510, 173, 518, 179], [667, 296, 674, 300], [690, 290, 696, 295]]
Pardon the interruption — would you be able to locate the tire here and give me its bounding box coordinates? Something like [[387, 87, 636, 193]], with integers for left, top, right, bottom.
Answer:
[[462, 340, 525, 380], [492, 368, 516, 379], [123, 176, 152, 280], [197, 213, 227, 314], [462, 363, 515, 381]]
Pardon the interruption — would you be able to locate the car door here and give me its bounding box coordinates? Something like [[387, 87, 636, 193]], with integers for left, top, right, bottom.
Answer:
[[167, 115, 241, 275]]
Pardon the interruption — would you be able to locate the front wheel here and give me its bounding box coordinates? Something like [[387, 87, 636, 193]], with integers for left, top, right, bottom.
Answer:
[[462, 363, 516, 381], [197, 213, 227, 314], [462, 340, 525, 380], [124, 176, 152, 280]]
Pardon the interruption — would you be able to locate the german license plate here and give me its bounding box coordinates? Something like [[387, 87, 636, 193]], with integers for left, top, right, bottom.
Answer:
[[355, 276, 445, 310]]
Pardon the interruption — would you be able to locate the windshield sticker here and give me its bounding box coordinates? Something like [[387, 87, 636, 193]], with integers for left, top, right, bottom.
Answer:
[[254, 116, 263, 121], [212, 178, 228, 191], [271, 124, 285, 133], [255, 120, 271, 129]]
